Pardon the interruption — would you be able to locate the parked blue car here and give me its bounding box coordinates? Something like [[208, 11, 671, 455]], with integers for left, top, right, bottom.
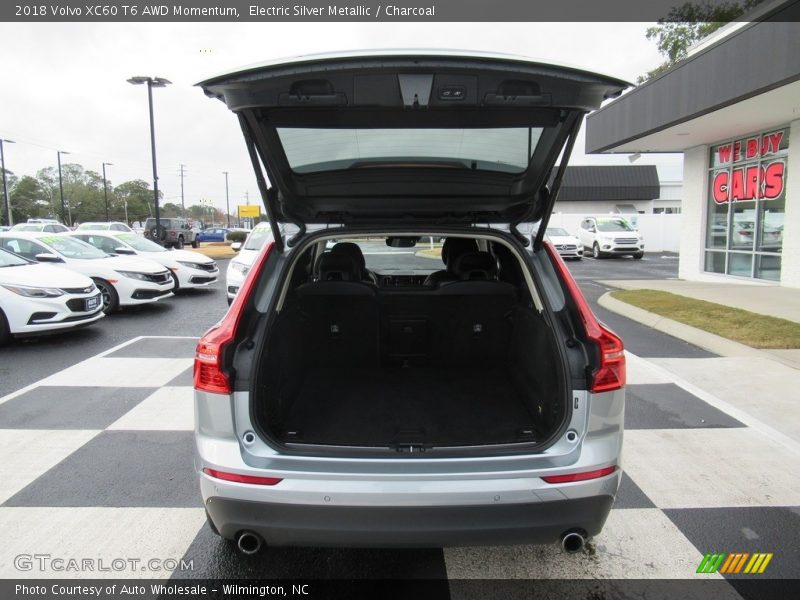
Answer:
[[195, 228, 230, 242]]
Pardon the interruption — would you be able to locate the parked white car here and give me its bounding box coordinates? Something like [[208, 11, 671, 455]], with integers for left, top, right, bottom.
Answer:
[[75, 221, 134, 233], [0, 247, 104, 342], [10, 222, 70, 233], [577, 216, 645, 259], [226, 222, 274, 304], [0, 232, 174, 313], [544, 227, 583, 260], [69, 231, 219, 290]]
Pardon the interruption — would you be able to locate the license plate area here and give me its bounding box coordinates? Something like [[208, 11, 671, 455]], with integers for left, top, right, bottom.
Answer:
[[85, 295, 101, 311]]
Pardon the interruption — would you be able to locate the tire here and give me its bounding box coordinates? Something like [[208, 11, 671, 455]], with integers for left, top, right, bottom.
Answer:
[[0, 309, 10, 346], [191, 237, 199, 249], [149, 224, 167, 244], [93, 278, 119, 314], [592, 243, 604, 259], [633, 252, 644, 260], [169, 271, 180, 291], [176, 236, 185, 250]]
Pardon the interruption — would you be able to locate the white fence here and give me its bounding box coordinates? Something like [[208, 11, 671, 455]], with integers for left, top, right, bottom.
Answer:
[[546, 213, 683, 253]]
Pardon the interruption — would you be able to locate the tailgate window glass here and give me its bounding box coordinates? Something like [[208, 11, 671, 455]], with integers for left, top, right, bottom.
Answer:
[[278, 127, 543, 174]]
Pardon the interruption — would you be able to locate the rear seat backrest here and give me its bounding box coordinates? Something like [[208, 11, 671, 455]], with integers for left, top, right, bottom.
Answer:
[[434, 251, 517, 366], [296, 252, 378, 367]]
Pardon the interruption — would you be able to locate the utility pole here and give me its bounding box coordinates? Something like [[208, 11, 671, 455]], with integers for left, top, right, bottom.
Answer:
[[0, 139, 15, 226], [57, 150, 70, 225], [102, 162, 113, 221], [222, 171, 230, 227], [179, 164, 186, 217]]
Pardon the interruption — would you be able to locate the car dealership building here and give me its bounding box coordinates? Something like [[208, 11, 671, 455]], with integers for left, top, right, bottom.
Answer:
[[586, 5, 799, 286]]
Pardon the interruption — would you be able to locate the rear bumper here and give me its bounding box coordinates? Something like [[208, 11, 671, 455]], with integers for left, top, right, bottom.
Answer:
[[204, 494, 614, 547]]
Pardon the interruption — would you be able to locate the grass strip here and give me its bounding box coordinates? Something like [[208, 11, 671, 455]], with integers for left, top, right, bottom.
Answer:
[[610, 289, 800, 349]]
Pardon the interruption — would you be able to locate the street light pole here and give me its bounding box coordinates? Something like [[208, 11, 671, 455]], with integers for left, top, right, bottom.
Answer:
[[102, 162, 113, 222], [223, 171, 230, 227], [1, 139, 15, 226], [57, 150, 70, 225], [127, 75, 171, 244], [179, 164, 186, 217]]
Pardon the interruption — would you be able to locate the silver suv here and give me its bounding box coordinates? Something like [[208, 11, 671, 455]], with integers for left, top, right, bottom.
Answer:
[[194, 52, 627, 554]]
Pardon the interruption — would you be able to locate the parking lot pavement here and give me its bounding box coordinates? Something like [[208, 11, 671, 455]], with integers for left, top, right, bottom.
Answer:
[[0, 260, 231, 398], [1, 335, 798, 589]]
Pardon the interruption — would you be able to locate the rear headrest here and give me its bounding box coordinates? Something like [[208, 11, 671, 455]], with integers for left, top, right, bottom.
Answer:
[[316, 252, 360, 281], [330, 242, 366, 270], [442, 237, 479, 271], [452, 251, 498, 281]]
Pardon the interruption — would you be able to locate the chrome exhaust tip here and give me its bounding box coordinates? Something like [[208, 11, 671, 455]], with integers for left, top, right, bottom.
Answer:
[[236, 531, 263, 555], [561, 530, 586, 554]]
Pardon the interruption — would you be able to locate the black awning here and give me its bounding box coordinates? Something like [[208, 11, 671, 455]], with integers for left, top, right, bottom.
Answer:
[[549, 165, 660, 202]]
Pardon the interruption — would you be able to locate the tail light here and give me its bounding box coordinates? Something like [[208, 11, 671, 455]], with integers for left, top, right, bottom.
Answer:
[[542, 465, 617, 484], [194, 241, 275, 394], [202, 468, 282, 486], [543, 241, 625, 393]]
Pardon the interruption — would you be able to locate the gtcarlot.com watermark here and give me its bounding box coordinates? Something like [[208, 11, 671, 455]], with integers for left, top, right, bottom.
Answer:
[[14, 554, 194, 573]]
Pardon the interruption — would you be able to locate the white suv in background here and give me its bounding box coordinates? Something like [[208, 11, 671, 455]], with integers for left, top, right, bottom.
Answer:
[[578, 216, 645, 259]]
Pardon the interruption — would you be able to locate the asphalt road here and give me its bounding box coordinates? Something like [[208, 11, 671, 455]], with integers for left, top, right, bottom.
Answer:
[[565, 252, 715, 359]]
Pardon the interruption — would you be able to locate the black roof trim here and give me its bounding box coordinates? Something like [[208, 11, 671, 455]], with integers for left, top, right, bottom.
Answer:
[[549, 165, 660, 202]]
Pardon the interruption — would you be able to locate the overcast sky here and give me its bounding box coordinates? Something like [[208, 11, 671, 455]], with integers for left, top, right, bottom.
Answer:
[[0, 22, 683, 213]]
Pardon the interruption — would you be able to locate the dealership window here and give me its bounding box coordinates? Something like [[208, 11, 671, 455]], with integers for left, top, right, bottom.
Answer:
[[705, 127, 788, 281]]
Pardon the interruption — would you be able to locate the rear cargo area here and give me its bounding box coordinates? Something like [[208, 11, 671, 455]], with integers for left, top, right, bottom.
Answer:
[[254, 272, 567, 452], [285, 366, 536, 447]]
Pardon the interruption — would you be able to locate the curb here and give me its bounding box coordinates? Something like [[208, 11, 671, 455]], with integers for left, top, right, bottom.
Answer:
[[598, 292, 800, 371]]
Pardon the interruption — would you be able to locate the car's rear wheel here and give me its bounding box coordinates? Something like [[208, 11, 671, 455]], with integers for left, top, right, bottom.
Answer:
[[176, 236, 185, 250], [592, 243, 604, 259], [93, 278, 119, 314], [0, 309, 10, 346]]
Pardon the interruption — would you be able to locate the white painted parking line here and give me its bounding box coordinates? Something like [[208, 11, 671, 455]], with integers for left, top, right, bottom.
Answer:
[[624, 352, 674, 385], [444, 508, 715, 579], [39, 357, 193, 388], [623, 428, 800, 509], [108, 386, 194, 431], [0, 336, 150, 407], [650, 356, 800, 443], [635, 355, 800, 457], [0, 429, 99, 505], [0, 507, 205, 578]]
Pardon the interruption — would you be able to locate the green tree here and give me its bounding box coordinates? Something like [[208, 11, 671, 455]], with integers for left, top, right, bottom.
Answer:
[[8, 176, 49, 223], [114, 179, 160, 224], [35, 167, 66, 222], [638, 0, 762, 83], [160, 202, 183, 217]]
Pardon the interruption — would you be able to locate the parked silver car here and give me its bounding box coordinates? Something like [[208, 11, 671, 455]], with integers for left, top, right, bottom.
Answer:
[[194, 51, 627, 553]]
